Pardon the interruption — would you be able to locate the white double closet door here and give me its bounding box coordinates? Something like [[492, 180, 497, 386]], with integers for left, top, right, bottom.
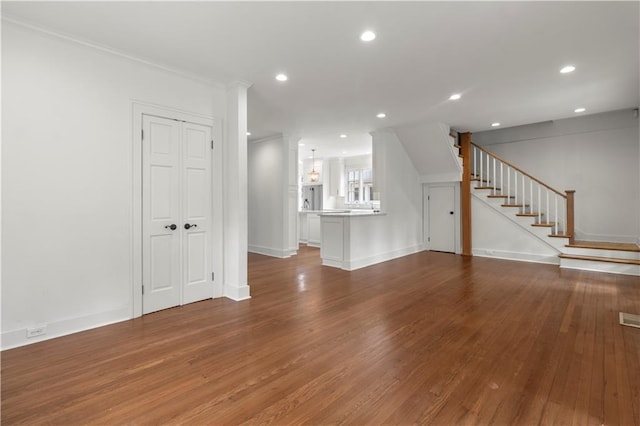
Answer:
[[142, 114, 213, 314]]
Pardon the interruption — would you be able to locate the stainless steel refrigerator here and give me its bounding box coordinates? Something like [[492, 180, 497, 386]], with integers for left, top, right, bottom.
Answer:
[[301, 185, 323, 210]]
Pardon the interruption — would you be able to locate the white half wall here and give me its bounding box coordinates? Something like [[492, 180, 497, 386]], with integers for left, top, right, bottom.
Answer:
[[248, 134, 299, 258], [371, 129, 424, 255], [472, 109, 639, 243], [1, 21, 228, 349]]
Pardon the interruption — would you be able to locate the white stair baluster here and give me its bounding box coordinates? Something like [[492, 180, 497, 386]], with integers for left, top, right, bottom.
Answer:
[[507, 166, 510, 202], [493, 158, 496, 193], [554, 196, 558, 235], [522, 175, 527, 213], [480, 150, 483, 185], [546, 191, 550, 225], [530, 180, 533, 215], [514, 172, 518, 207], [473, 147, 477, 178], [538, 186, 541, 223]]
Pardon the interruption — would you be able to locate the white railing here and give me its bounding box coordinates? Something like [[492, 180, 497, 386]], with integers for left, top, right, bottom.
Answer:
[[471, 143, 570, 237]]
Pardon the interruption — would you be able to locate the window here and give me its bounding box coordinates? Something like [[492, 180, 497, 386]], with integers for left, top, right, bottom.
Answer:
[[346, 168, 373, 204]]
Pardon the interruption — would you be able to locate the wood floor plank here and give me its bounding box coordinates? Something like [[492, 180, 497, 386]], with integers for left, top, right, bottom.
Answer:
[[2, 246, 639, 425]]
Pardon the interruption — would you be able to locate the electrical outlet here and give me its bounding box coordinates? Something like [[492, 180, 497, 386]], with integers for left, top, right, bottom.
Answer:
[[26, 325, 47, 338]]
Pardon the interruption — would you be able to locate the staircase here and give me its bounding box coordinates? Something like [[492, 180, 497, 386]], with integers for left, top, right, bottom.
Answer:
[[452, 132, 640, 276]]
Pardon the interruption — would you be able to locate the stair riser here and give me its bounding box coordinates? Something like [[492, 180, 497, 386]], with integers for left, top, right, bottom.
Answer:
[[560, 258, 640, 276], [562, 247, 640, 260], [526, 226, 567, 250]]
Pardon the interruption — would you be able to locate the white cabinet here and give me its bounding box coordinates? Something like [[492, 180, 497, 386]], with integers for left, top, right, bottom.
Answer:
[[307, 214, 321, 247], [329, 157, 345, 197], [299, 211, 320, 247], [299, 212, 308, 242]]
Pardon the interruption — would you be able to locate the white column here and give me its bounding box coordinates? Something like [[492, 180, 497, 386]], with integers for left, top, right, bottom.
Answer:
[[223, 81, 251, 300], [283, 134, 300, 256]]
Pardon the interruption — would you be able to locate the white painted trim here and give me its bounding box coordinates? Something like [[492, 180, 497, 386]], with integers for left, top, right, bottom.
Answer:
[[326, 245, 424, 271], [1, 306, 130, 350], [2, 17, 227, 89], [223, 285, 252, 301], [472, 248, 560, 265], [248, 245, 296, 258], [132, 102, 222, 318], [560, 258, 640, 276]]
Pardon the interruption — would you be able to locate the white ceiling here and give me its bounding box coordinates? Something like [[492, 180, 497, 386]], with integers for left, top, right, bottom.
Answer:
[[3, 1, 638, 159]]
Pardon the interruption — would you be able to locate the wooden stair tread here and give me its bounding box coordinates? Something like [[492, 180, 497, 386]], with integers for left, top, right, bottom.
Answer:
[[454, 144, 462, 149], [559, 254, 640, 266], [549, 234, 571, 238], [566, 241, 640, 252], [475, 186, 499, 190], [516, 212, 542, 217], [531, 222, 555, 227], [488, 194, 514, 198], [501, 204, 530, 207]]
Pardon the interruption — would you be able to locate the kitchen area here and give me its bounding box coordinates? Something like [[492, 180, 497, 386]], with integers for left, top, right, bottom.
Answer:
[[248, 130, 423, 271], [298, 144, 380, 249]]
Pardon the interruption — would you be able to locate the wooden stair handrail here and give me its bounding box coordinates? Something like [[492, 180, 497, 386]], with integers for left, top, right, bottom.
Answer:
[[471, 142, 566, 198]]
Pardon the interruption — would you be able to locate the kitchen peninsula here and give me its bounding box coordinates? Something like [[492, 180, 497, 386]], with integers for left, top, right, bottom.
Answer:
[[319, 210, 393, 271]]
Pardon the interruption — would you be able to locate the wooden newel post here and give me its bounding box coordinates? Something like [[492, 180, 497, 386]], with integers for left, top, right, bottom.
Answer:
[[460, 132, 472, 256], [565, 190, 575, 245]]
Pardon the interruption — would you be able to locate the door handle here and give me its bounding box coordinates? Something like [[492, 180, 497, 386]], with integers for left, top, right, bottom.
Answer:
[[184, 223, 198, 230], [449, 211, 454, 215], [164, 224, 177, 230]]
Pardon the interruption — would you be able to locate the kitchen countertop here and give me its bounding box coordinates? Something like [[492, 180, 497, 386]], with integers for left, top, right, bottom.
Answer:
[[318, 210, 385, 217]]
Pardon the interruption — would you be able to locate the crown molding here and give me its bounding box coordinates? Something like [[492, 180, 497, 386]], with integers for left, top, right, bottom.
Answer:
[[2, 15, 227, 90]]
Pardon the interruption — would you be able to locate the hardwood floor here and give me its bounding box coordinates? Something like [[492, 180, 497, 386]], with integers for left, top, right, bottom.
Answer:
[[2, 246, 639, 425]]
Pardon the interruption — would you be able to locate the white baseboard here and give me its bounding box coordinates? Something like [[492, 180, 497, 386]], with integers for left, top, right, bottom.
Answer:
[[224, 284, 251, 301], [1, 305, 131, 351], [472, 248, 560, 265], [248, 244, 296, 258], [336, 245, 424, 271]]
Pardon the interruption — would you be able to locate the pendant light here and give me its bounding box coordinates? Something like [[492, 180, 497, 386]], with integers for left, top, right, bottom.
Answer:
[[309, 149, 319, 182]]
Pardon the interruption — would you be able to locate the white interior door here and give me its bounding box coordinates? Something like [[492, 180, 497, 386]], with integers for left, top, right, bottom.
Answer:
[[142, 115, 181, 313], [428, 185, 456, 253], [181, 122, 213, 304], [142, 115, 213, 314]]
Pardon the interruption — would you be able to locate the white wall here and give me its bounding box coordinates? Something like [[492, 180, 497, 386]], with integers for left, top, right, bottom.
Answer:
[[472, 197, 560, 264], [247, 134, 298, 258], [1, 22, 228, 348], [393, 121, 462, 183], [371, 129, 424, 254], [472, 109, 640, 243]]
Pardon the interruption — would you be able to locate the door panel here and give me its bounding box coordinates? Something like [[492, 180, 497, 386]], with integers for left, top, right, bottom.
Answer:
[[142, 115, 181, 314], [182, 122, 213, 304], [429, 185, 456, 253]]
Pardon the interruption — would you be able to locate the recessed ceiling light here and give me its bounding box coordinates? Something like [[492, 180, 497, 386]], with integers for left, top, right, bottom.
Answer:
[[376, 112, 386, 118], [246, 131, 251, 136], [360, 31, 376, 42], [574, 107, 586, 113], [342, 151, 348, 154], [340, 134, 347, 138], [491, 122, 501, 127], [560, 65, 576, 74], [276, 73, 288, 82], [449, 93, 461, 100], [299, 143, 305, 146]]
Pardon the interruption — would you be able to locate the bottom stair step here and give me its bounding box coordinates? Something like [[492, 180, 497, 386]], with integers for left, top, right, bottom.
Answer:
[[559, 254, 640, 266]]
